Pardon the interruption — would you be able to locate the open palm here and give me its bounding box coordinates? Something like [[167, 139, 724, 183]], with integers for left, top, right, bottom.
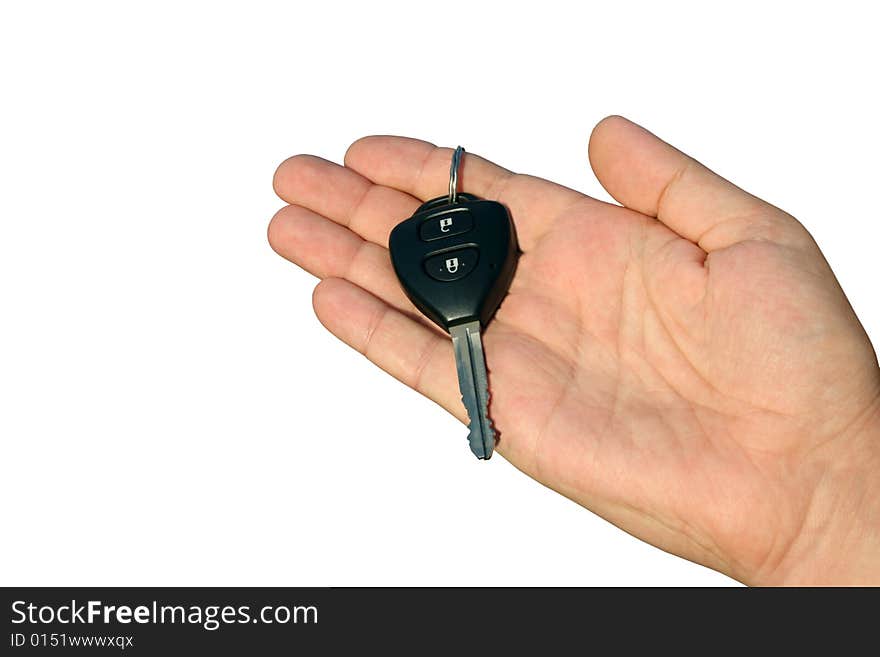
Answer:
[[269, 116, 880, 585]]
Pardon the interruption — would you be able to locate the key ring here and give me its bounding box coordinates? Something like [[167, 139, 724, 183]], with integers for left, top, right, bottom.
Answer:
[[448, 145, 464, 204]]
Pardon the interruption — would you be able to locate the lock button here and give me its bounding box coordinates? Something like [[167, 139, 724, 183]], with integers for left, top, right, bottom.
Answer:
[[424, 247, 479, 282], [419, 209, 474, 241]]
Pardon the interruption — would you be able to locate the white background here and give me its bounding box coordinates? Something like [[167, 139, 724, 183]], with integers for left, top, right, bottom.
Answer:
[[1, 1, 878, 586]]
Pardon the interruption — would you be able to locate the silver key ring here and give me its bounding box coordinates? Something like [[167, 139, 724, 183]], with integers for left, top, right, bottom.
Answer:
[[448, 145, 464, 204]]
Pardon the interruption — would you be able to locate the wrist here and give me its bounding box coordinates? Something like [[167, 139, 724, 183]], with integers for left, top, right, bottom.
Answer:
[[761, 399, 880, 585]]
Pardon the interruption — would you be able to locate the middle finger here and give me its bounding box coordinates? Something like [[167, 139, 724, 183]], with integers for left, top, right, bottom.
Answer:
[[273, 154, 420, 247]]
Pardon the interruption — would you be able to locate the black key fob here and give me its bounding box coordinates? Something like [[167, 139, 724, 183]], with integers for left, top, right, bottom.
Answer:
[[388, 193, 519, 332]]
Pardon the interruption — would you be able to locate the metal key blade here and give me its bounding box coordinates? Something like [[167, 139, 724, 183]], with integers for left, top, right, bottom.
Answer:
[[449, 320, 495, 459]]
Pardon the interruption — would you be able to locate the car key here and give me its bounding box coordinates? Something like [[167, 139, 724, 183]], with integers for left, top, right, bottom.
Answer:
[[389, 147, 519, 459]]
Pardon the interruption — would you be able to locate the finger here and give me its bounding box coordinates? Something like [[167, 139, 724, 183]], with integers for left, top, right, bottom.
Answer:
[[588, 115, 808, 252], [312, 278, 464, 422], [268, 204, 439, 327], [344, 136, 591, 250], [273, 155, 420, 247]]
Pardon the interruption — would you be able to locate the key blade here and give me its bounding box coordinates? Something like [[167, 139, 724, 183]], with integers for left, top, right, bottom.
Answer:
[[449, 320, 495, 459]]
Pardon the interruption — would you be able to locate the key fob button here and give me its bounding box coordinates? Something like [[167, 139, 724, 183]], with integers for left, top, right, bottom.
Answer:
[[424, 248, 479, 282], [419, 209, 474, 241]]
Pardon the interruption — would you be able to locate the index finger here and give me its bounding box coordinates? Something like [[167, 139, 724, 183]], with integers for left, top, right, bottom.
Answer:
[[344, 136, 593, 250]]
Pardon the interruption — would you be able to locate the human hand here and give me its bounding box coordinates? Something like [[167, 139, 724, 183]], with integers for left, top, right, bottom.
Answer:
[[268, 116, 880, 585]]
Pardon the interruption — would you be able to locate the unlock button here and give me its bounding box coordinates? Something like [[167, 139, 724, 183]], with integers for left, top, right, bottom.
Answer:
[[424, 248, 479, 282], [419, 210, 474, 241]]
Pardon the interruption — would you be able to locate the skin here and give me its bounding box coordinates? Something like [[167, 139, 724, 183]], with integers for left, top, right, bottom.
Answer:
[[268, 116, 880, 585]]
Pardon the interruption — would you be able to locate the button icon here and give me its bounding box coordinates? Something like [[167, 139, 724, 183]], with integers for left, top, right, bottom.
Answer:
[[424, 248, 479, 282], [419, 210, 474, 241]]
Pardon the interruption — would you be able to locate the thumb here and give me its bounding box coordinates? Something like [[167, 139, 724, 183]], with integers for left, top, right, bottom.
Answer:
[[588, 116, 808, 252]]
